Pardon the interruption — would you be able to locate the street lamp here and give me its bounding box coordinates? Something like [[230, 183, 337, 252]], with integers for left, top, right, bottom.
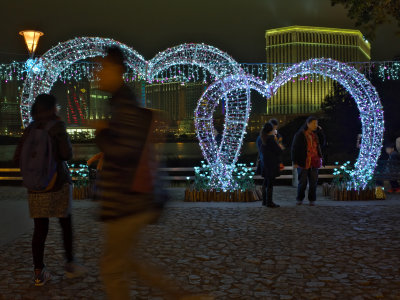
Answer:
[[19, 30, 44, 57]]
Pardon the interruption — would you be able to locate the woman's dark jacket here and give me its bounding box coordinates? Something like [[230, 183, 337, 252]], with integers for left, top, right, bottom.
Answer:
[[261, 135, 283, 178], [256, 135, 264, 174], [14, 119, 73, 192], [291, 128, 325, 168]]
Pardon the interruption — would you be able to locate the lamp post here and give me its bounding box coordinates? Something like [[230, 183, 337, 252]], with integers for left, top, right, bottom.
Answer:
[[19, 30, 44, 58]]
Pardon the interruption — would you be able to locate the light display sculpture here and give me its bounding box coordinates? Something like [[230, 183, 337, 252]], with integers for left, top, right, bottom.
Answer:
[[21, 37, 384, 190], [20, 38, 240, 127], [195, 58, 384, 189], [271, 58, 384, 189], [195, 73, 272, 189], [20, 37, 147, 127], [147, 43, 241, 83]]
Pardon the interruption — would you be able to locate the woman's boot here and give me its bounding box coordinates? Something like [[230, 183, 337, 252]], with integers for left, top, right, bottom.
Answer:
[[266, 200, 280, 208]]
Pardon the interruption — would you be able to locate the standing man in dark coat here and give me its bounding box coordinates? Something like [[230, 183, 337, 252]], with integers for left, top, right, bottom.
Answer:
[[291, 116, 325, 206]]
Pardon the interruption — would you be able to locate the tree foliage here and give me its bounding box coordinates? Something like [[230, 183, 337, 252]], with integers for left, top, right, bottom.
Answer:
[[321, 82, 361, 162], [331, 0, 400, 39], [370, 75, 400, 142]]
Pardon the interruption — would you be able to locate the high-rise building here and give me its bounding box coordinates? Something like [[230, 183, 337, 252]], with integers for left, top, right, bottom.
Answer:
[[145, 82, 206, 133], [265, 25, 371, 116], [87, 81, 110, 122], [65, 82, 91, 125], [0, 80, 23, 135]]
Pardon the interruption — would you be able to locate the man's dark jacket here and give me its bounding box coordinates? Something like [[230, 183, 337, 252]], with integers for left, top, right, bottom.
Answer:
[[291, 127, 325, 168]]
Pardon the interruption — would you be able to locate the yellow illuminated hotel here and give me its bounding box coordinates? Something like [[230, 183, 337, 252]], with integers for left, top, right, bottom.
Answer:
[[265, 26, 371, 116]]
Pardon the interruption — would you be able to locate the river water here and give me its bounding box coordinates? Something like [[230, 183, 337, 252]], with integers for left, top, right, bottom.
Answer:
[[0, 142, 259, 166]]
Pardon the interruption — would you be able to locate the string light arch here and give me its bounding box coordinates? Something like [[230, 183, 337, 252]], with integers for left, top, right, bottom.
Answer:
[[147, 43, 241, 83], [21, 38, 241, 126], [195, 73, 272, 189], [20, 37, 147, 127], [21, 38, 383, 189], [271, 58, 384, 189], [197, 58, 384, 190]]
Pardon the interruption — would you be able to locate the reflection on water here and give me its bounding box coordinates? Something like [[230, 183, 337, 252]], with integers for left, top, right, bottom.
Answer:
[[0, 142, 259, 163], [0, 145, 16, 162]]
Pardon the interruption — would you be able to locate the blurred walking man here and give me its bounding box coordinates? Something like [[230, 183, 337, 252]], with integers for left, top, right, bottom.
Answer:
[[95, 46, 184, 300]]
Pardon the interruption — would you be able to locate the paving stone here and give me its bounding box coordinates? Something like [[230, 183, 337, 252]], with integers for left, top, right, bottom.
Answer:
[[0, 186, 399, 299]]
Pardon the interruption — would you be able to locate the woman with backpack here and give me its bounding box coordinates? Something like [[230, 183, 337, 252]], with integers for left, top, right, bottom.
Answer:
[[14, 94, 86, 286]]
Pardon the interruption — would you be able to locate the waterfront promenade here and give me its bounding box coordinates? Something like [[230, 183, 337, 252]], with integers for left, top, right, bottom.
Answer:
[[0, 186, 399, 299]]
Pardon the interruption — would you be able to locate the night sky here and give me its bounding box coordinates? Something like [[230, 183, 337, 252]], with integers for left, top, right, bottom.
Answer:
[[1, 0, 399, 63]]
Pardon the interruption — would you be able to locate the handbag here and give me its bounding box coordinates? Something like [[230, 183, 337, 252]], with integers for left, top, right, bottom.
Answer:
[[311, 156, 322, 168]]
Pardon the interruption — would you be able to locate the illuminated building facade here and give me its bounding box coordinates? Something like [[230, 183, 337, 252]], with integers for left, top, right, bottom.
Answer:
[[0, 80, 23, 135], [265, 25, 371, 116], [87, 81, 110, 122], [145, 82, 206, 133]]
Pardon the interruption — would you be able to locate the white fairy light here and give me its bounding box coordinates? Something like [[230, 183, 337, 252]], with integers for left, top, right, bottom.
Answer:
[[18, 38, 384, 190]]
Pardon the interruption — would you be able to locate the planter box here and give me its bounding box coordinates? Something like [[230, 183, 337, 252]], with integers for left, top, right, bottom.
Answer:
[[184, 187, 261, 202], [72, 184, 94, 200], [323, 183, 385, 201]]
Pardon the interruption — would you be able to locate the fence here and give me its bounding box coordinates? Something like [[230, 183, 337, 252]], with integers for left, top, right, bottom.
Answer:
[[0, 166, 336, 186]]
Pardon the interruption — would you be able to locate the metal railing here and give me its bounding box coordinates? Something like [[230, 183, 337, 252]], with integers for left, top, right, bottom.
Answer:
[[0, 166, 336, 182], [158, 166, 336, 181]]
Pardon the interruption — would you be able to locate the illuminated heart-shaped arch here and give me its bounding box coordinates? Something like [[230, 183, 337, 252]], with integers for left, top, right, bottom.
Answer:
[[21, 37, 147, 127], [147, 43, 241, 82], [21, 38, 241, 127], [196, 58, 384, 189], [21, 38, 383, 189], [195, 73, 272, 189], [272, 58, 383, 188]]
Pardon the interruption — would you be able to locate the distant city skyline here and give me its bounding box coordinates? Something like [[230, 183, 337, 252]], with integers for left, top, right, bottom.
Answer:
[[1, 0, 399, 63]]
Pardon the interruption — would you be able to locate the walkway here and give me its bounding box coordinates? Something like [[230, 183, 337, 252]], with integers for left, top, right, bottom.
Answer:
[[0, 186, 399, 299]]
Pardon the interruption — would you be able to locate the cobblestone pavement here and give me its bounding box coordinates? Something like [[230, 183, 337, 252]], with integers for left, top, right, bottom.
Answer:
[[0, 187, 399, 299]]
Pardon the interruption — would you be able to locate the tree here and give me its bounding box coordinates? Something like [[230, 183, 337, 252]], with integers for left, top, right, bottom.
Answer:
[[321, 82, 361, 163], [331, 0, 400, 39], [370, 74, 400, 143]]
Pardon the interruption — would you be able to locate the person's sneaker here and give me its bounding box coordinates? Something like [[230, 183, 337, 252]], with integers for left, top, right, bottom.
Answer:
[[309, 202, 316, 206], [33, 267, 52, 286], [267, 202, 280, 208], [65, 262, 88, 279], [296, 201, 303, 205]]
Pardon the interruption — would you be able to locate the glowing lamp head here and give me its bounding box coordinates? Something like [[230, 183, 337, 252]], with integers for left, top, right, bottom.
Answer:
[[19, 30, 44, 56]]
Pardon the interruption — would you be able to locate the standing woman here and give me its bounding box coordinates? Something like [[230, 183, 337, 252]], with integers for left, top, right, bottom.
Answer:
[[14, 94, 86, 286], [260, 122, 284, 208]]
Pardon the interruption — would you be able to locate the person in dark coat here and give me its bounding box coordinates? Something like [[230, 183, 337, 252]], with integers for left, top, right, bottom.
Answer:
[[291, 116, 325, 206], [385, 143, 400, 193], [269, 118, 285, 170], [260, 122, 284, 207], [14, 94, 86, 286]]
